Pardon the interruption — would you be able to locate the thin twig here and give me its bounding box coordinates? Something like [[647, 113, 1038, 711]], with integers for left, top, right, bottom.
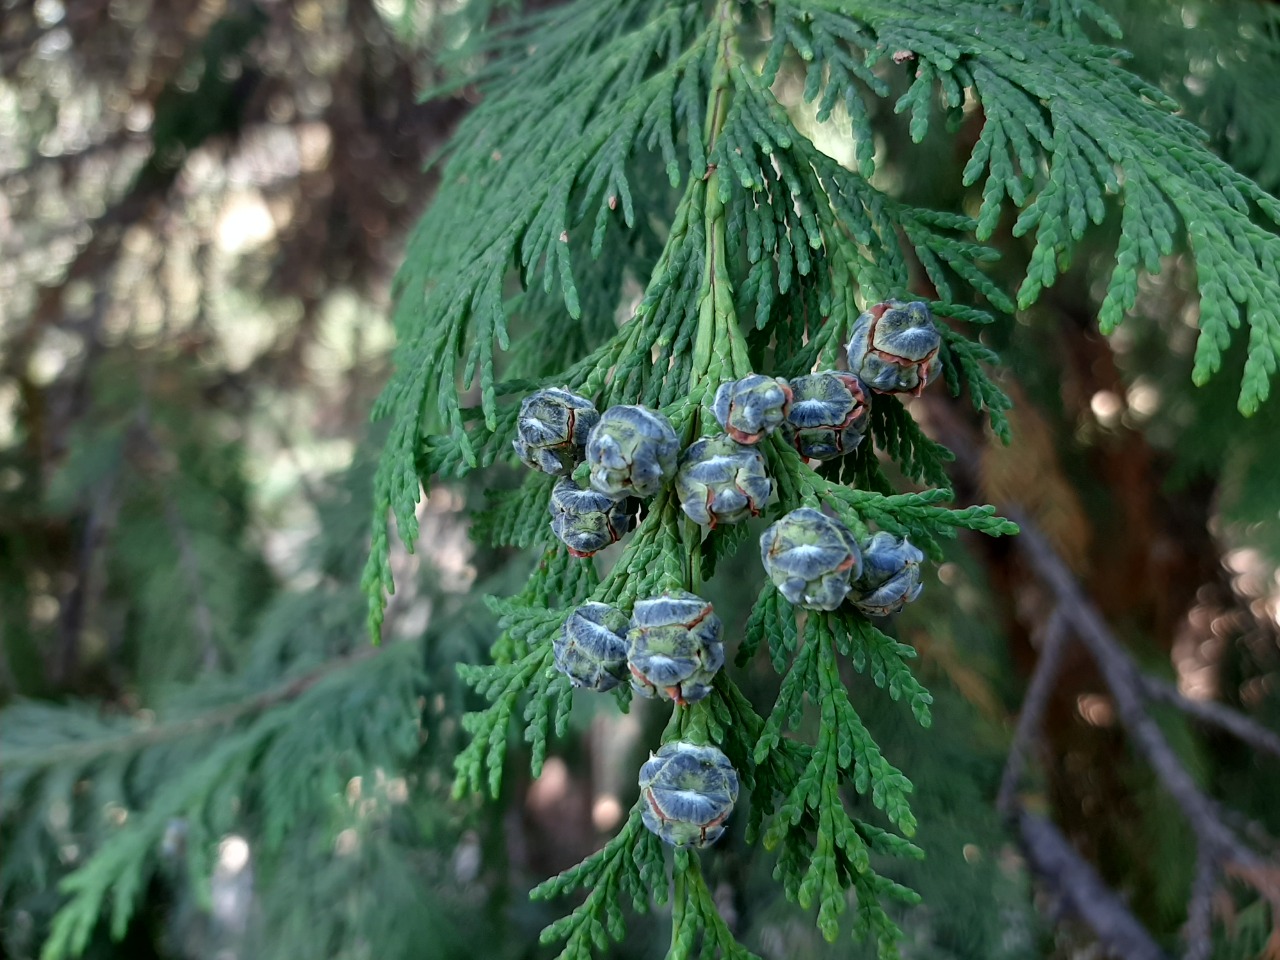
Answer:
[[1182, 844, 1217, 960], [997, 607, 1070, 816], [1139, 673, 1280, 762], [5, 645, 384, 767], [1008, 510, 1268, 874], [1015, 809, 1171, 960]]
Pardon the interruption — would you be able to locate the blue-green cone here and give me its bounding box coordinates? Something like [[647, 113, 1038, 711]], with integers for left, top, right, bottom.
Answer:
[[847, 300, 942, 396], [851, 532, 925, 617], [675, 435, 773, 527], [585, 405, 679, 499], [548, 478, 637, 557], [513, 387, 599, 474], [760, 507, 862, 610], [782, 372, 871, 460], [553, 601, 630, 691], [627, 591, 723, 704], [712, 374, 793, 444], [638, 741, 739, 848]]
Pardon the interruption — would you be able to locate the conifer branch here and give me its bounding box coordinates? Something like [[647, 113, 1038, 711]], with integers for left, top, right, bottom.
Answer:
[[364, 1, 1280, 956], [3, 645, 383, 773], [3, 636, 423, 960]]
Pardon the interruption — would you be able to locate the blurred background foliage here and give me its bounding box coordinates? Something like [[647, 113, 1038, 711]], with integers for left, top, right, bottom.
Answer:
[[0, 1, 1277, 959]]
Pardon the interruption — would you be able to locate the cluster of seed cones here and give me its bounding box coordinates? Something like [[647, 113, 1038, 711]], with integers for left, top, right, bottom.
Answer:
[[509, 301, 942, 847]]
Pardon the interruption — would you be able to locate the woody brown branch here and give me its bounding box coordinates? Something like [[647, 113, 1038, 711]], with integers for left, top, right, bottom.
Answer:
[[925, 394, 1280, 954], [1007, 510, 1270, 874]]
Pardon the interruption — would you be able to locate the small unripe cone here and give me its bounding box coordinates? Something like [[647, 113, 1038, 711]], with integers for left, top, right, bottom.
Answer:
[[627, 591, 724, 705], [760, 507, 862, 610], [513, 388, 600, 474], [638, 741, 739, 848], [675, 435, 773, 527], [851, 532, 925, 617], [711, 374, 793, 444], [548, 478, 637, 558], [847, 300, 942, 396], [783, 372, 871, 461], [585, 405, 680, 499], [553, 601, 630, 691]]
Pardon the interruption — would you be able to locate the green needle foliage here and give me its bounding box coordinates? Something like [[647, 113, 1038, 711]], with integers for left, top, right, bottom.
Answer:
[[365, 1, 1280, 957], [1, 447, 512, 960]]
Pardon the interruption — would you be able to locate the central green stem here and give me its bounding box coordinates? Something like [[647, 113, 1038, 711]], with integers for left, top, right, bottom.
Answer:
[[682, 3, 753, 602], [689, 3, 750, 388], [665, 15, 769, 938]]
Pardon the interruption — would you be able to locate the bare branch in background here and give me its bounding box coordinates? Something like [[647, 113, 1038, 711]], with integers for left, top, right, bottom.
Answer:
[[1009, 511, 1272, 876], [996, 606, 1069, 817], [928, 395, 1280, 958], [1138, 673, 1280, 761], [1182, 846, 1217, 960], [1016, 810, 1171, 960]]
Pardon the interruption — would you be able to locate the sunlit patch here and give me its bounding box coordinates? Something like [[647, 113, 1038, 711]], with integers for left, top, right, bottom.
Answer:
[[1125, 379, 1161, 419], [592, 795, 622, 831], [218, 835, 251, 874], [1076, 693, 1115, 727], [124, 101, 152, 134], [1225, 547, 1270, 598], [333, 828, 359, 857], [528, 756, 570, 812], [418, 488, 477, 594], [30, 593, 59, 626], [103, 803, 129, 827], [215, 192, 277, 254], [27, 326, 83, 387], [384, 776, 409, 805], [1172, 599, 1222, 701], [36, 27, 71, 57], [297, 122, 332, 172], [452, 831, 481, 885], [212, 832, 253, 934], [0, 384, 17, 447], [1089, 389, 1123, 427], [34, 0, 64, 26]]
